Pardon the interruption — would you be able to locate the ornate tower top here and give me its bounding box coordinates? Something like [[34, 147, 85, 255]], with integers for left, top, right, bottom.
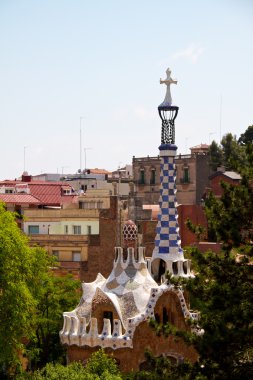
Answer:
[[158, 68, 179, 145], [159, 68, 178, 108]]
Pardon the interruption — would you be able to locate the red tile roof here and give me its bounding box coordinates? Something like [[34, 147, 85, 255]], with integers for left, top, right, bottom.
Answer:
[[190, 144, 209, 149], [0, 180, 78, 206], [90, 168, 112, 174], [28, 183, 77, 206], [0, 194, 40, 205]]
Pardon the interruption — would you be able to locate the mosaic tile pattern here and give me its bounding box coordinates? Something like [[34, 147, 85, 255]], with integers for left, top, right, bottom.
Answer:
[[152, 144, 184, 260], [60, 282, 202, 349]]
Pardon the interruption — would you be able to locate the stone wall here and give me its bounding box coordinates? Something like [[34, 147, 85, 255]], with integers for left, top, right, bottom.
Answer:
[[81, 196, 118, 282], [66, 319, 198, 372]]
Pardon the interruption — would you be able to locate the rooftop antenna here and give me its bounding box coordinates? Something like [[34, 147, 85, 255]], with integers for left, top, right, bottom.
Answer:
[[219, 94, 222, 142], [80, 116, 85, 172], [209, 132, 216, 144], [84, 147, 92, 172], [61, 166, 69, 176], [24, 146, 29, 172], [185, 137, 189, 153]]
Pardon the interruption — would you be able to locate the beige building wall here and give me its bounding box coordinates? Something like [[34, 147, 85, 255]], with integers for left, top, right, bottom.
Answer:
[[50, 220, 99, 235]]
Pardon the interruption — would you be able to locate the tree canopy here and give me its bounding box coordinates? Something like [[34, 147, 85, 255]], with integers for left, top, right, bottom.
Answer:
[[17, 349, 122, 380], [185, 247, 253, 380], [0, 202, 38, 370], [0, 203, 80, 377], [204, 179, 253, 247], [209, 125, 253, 177]]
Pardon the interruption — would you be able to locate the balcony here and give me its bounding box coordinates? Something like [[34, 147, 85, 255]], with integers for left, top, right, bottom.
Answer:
[[28, 234, 89, 245], [179, 178, 190, 184]]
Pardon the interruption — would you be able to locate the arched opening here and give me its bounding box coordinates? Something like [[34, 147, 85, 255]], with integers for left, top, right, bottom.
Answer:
[[172, 261, 178, 275], [151, 258, 166, 283], [183, 261, 188, 275], [155, 313, 160, 323], [103, 311, 113, 334], [163, 307, 169, 324], [158, 259, 166, 282]]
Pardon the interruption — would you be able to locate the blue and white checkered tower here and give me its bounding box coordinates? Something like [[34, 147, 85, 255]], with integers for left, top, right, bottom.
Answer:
[[151, 69, 191, 280]]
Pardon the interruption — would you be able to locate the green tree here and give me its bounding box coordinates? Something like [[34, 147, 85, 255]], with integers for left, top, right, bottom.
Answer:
[[185, 247, 253, 380], [204, 179, 253, 248], [238, 125, 253, 145], [27, 270, 80, 369], [18, 349, 122, 379], [0, 202, 80, 376], [238, 125, 253, 178], [209, 126, 253, 176], [0, 202, 38, 373], [209, 141, 223, 171], [220, 133, 246, 172]]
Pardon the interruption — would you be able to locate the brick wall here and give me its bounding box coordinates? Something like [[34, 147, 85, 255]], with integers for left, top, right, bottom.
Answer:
[[177, 205, 207, 247], [210, 175, 240, 197], [81, 196, 118, 282]]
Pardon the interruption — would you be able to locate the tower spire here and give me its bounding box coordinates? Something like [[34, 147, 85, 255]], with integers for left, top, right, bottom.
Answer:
[[151, 68, 191, 282]]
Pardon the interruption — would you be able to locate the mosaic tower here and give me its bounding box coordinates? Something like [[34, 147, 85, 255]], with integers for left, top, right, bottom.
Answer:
[[151, 69, 191, 280]]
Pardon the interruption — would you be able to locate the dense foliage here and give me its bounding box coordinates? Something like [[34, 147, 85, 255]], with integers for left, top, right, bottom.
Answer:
[[206, 125, 253, 247], [17, 349, 122, 379], [204, 178, 253, 247], [185, 247, 253, 380], [209, 125, 253, 177], [0, 203, 80, 377], [0, 202, 37, 371]]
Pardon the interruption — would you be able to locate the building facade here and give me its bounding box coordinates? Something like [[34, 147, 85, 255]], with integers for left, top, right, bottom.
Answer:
[[133, 144, 211, 206]]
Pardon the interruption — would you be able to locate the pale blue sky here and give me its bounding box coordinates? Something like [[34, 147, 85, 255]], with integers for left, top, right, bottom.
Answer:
[[0, 0, 252, 179]]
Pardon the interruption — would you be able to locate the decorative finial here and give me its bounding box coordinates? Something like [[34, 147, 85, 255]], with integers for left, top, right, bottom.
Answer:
[[123, 220, 137, 248], [159, 68, 178, 107]]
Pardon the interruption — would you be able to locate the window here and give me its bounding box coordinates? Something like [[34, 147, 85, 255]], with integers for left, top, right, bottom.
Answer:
[[183, 167, 190, 183], [73, 225, 81, 235], [52, 250, 59, 261], [79, 201, 89, 209], [97, 201, 103, 209], [64, 225, 69, 234], [150, 169, 156, 185], [87, 225, 92, 235], [5, 189, 14, 194], [28, 225, 39, 234], [140, 169, 145, 185], [72, 252, 81, 262]]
